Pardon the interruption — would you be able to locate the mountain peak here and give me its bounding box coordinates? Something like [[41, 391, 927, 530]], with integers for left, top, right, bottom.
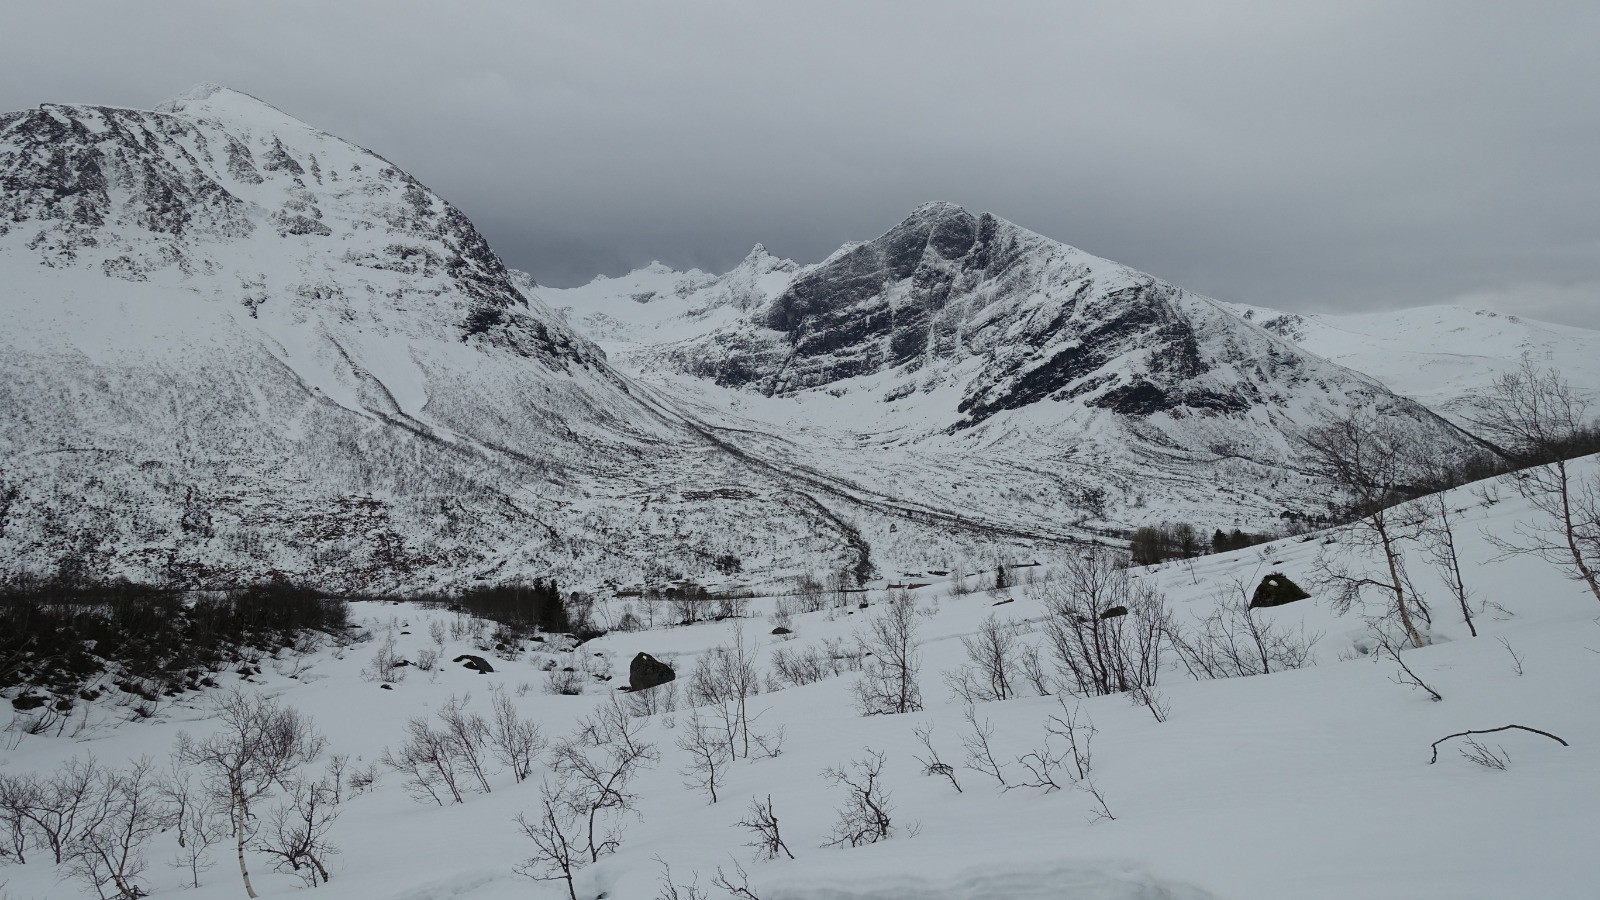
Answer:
[[910, 200, 967, 216], [906, 200, 973, 224], [154, 82, 306, 129]]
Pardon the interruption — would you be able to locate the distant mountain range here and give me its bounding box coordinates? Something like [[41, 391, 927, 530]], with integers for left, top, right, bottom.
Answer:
[[6, 85, 1589, 591]]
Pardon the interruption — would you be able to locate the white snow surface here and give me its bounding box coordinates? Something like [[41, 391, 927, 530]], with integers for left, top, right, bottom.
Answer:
[[4, 460, 1598, 899], [1223, 303, 1600, 428]]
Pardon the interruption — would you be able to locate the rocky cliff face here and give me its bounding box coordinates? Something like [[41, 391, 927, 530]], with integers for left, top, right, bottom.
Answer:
[[637, 202, 1457, 439], [554, 204, 1477, 544]]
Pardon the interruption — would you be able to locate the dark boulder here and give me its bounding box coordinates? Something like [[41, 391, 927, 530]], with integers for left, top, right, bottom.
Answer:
[[627, 652, 676, 692], [452, 654, 495, 674], [1250, 573, 1311, 609], [1099, 605, 1128, 619]]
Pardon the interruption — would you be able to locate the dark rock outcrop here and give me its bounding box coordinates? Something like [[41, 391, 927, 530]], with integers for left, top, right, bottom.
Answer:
[[452, 654, 495, 674], [1250, 573, 1311, 609], [627, 651, 675, 692]]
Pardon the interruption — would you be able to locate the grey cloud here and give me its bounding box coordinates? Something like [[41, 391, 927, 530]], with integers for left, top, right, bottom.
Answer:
[[3, 1, 1596, 326]]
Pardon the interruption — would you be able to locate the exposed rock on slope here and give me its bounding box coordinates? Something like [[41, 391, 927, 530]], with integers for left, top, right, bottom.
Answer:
[[553, 204, 1474, 540]]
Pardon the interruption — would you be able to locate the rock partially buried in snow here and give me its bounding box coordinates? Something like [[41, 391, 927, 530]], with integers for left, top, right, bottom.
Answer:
[[452, 654, 495, 674], [627, 652, 675, 691], [1250, 572, 1312, 608]]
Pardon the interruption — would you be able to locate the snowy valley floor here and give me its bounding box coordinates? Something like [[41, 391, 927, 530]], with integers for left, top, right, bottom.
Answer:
[[4, 462, 1600, 900]]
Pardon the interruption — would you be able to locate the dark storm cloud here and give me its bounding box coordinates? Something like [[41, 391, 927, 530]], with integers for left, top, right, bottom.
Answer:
[[4, 1, 1597, 326]]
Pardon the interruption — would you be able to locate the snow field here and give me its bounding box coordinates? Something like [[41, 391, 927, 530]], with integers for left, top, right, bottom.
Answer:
[[4, 461, 1600, 899]]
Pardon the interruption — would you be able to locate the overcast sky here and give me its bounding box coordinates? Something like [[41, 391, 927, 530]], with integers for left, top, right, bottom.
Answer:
[[4, 2, 1597, 327]]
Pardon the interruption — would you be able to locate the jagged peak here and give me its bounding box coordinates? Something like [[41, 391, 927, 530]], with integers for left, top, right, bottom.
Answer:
[[905, 200, 974, 224]]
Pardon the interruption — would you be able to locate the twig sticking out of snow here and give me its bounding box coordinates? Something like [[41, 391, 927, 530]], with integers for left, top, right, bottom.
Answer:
[[1428, 725, 1569, 764]]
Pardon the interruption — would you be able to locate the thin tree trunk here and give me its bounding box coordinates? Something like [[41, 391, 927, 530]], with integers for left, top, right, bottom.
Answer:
[[1432, 495, 1477, 637], [1376, 514, 1423, 648], [235, 803, 257, 899], [1556, 461, 1600, 603]]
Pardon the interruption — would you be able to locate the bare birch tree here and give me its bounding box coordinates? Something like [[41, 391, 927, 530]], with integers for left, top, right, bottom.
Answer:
[[1300, 410, 1431, 646], [1470, 357, 1600, 604], [174, 690, 325, 899]]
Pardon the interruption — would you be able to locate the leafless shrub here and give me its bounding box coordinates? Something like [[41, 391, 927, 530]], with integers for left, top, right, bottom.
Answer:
[[944, 615, 1020, 703], [654, 855, 709, 900], [161, 767, 224, 889], [687, 626, 761, 758], [1422, 493, 1478, 636], [428, 619, 448, 646], [911, 722, 961, 793], [363, 633, 406, 684], [751, 723, 787, 760], [822, 749, 893, 848], [1128, 684, 1171, 723], [1470, 357, 1600, 605], [1083, 780, 1117, 823], [737, 794, 794, 860], [414, 647, 440, 672], [174, 690, 325, 898], [628, 679, 680, 718], [1301, 410, 1435, 646], [677, 712, 731, 804], [488, 690, 546, 783], [1010, 742, 1065, 793], [1170, 582, 1320, 679], [437, 695, 494, 794], [381, 716, 466, 805], [258, 778, 339, 887], [545, 666, 584, 696], [852, 594, 923, 715], [0, 755, 101, 864], [449, 614, 479, 642], [63, 757, 165, 900], [551, 697, 658, 862], [1379, 636, 1442, 701], [1045, 699, 1096, 782], [795, 574, 826, 613], [345, 762, 379, 797], [1018, 643, 1053, 696], [959, 707, 1008, 788], [514, 781, 588, 900], [1040, 548, 1170, 697], [1458, 738, 1510, 770], [712, 858, 764, 899], [768, 597, 795, 632], [1496, 637, 1526, 676], [770, 644, 830, 687]]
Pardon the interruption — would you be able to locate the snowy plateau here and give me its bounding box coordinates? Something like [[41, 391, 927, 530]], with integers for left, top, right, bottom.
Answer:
[[3, 85, 1600, 900]]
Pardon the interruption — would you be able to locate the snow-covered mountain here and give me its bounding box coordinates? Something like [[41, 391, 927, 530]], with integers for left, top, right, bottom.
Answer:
[[547, 203, 1475, 540], [0, 85, 924, 590], [1223, 302, 1600, 428]]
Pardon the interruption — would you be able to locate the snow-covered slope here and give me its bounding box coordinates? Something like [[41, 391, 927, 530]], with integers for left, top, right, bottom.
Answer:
[[1223, 303, 1600, 427], [4, 459, 1596, 900], [547, 203, 1476, 540], [0, 86, 938, 590]]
